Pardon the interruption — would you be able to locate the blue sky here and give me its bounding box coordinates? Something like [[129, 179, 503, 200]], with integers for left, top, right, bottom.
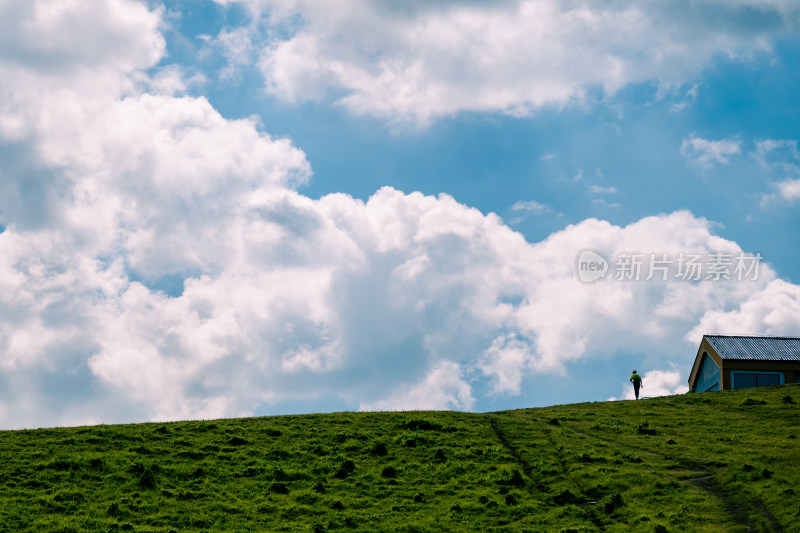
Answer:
[[1, 0, 799, 428]]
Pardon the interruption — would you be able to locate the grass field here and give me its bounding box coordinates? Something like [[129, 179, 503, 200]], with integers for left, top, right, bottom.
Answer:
[[1, 384, 798, 532]]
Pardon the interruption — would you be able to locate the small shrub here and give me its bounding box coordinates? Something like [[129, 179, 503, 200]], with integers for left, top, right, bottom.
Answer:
[[107, 502, 121, 517], [504, 493, 518, 505], [665, 439, 677, 445], [370, 442, 388, 456], [271, 482, 289, 495], [603, 493, 624, 513], [762, 468, 773, 479], [312, 482, 325, 493], [741, 398, 766, 406], [742, 464, 754, 472], [334, 459, 356, 479], [135, 464, 159, 488], [782, 395, 794, 404], [228, 436, 247, 446], [404, 438, 416, 448], [331, 500, 344, 510], [413, 492, 426, 503], [501, 469, 524, 487], [434, 448, 446, 461], [265, 428, 282, 437], [553, 490, 578, 506], [312, 524, 326, 533], [636, 422, 657, 435], [400, 419, 444, 431], [653, 525, 668, 533], [381, 466, 397, 478], [450, 504, 462, 512], [548, 418, 560, 426]]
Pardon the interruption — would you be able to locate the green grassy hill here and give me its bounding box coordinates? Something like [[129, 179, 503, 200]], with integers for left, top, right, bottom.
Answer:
[[1, 384, 798, 533]]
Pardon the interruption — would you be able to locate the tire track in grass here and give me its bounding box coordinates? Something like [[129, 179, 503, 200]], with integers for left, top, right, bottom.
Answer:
[[560, 424, 783, 533], [487, 415, 533, 477], [488, 414, 607, 532]]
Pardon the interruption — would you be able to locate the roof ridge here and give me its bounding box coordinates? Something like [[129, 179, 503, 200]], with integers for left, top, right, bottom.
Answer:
[[704, 334, 800, 340]]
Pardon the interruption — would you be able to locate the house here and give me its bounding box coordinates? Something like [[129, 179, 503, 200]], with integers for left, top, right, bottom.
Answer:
[[688, 335, 800, 392]]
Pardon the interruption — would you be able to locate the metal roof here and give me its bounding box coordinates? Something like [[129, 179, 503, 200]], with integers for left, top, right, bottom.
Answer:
[[705, 335, 800, 361]]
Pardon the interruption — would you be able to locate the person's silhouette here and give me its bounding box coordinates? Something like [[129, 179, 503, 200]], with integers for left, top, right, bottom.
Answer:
[[629, 370, 643, 400]]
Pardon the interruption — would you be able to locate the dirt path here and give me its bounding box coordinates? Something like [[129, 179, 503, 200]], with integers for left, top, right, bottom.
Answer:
[[487, 413, 783, 532], [487, 415, 607, 531], [486, 415, 533, 476], [559, 423, 783, 533]]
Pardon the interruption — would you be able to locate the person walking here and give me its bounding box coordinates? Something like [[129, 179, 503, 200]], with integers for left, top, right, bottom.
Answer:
[[629, 370, 643, 400]]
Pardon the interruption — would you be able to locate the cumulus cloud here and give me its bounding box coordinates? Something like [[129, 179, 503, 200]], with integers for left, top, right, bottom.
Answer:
[[213, 0, 798, 124], [2, 0, 800, 429], [610, 369, 688, 401], [360, 361, 475, 411], [687, 279, 800, 342], [681, 135, 743, 167]]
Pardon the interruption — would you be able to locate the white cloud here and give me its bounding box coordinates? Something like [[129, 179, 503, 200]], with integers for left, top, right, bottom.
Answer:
[[589, 185, 617, 194], [751, 138, 799, 168], [2, 0, 800, 428], [775, 178, 800, 202], [610, 369, 688, 401], [507, 200, 550, 224], [681, 135, 742, 167], [687, 279, 800, 342], [750, 139, 800, 203], [360, 361, 475, 411], [212, 0, 798, 124]]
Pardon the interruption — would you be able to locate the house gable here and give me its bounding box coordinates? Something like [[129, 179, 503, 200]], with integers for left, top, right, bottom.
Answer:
[[689, 335, 800, 391]]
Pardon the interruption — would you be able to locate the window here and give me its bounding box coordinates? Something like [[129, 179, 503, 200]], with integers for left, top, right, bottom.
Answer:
[[734, 373, 756, 388], [731, 371, 783, 389]]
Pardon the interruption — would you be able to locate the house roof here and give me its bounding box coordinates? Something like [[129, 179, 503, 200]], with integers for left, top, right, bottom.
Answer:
[[704, 335, 800, 361]]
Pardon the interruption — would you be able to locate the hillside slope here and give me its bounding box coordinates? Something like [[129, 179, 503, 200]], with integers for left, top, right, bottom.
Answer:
[[1, 384, 798, 532]]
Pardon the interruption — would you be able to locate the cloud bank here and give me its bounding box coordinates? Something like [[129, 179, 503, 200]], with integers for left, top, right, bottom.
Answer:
[[215, 0, 799, 124], [1, 0, 799, 428]]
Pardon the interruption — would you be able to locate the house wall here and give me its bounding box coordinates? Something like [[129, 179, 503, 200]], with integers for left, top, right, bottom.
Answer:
[[719, 360, 800, 390]]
